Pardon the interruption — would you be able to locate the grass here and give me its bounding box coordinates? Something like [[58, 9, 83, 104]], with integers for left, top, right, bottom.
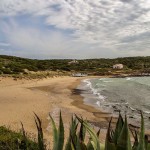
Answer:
[[0, 126, 38, 150]]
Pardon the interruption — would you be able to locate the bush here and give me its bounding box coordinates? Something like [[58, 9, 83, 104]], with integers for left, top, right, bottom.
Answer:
[[1, 68, 12, 74]]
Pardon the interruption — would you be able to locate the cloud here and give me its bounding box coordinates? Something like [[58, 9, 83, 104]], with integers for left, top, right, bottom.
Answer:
[[0, 19, 73, 58], [0, 42, 10, 47], [0, 0, 150, 58], [1, 19, 110, 59]]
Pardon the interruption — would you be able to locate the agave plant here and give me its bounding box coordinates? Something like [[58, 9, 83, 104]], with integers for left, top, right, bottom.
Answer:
[[49, 112, 101, 150], [18, 111, 150, 150], [104, 112, 150, 150], [34, 113, 46, 150], [49, 111, 64, 150], [105, 115, 132, 150]]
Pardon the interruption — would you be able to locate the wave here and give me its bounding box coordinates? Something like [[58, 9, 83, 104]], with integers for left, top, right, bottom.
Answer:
[[83, 79, 92, 87], [83, 79, 106, 101], [82, 77, 150, 129]]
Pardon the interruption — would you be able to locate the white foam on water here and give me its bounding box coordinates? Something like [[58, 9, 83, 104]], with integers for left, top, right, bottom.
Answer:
[[83, 79, 92, 88], [103, 80, 113, 83], [126, 77, 132, 80], [83, 79, 106, 102], [99, 78, 106, 81], [92, 88, 97, 95], [84, 77, 150, 129], [96, 101, 101, 107], [97, 93, 106, 101], [129, 106, 136, 111], [99, 78, 112, 82], [143, 111, 150, 114], [104, 102, 126, 105], [125, 102, 129, 105]]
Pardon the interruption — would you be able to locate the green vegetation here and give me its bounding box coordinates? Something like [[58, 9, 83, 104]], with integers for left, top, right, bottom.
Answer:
[[0, 55, 150, 77], [0, 112, 150, 150], [0, 126, 38, 150]]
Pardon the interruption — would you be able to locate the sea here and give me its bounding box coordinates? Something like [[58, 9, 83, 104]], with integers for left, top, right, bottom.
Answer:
[[77, 76, 150, 128]]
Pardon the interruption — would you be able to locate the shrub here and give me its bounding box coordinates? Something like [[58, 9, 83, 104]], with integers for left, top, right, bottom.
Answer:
[[2, 68, 12, 74]]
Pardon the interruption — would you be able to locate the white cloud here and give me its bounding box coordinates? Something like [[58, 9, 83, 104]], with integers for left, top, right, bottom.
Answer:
[[0, 0, 150, 58], [0, 19, 100, 59]]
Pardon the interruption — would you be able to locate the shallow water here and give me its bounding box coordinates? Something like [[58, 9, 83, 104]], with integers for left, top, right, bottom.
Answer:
[[78, 77, 150, 128]]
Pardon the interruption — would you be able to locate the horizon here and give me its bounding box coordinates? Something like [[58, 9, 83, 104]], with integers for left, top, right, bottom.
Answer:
[[0, 0, 150, 59], [1, 54, 150, 60]]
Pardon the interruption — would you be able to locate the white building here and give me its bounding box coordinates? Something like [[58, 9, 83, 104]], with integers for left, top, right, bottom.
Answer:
[[68, 59, 79, 65], [72, 73, 87, 77], [113, 64, 124, 69]]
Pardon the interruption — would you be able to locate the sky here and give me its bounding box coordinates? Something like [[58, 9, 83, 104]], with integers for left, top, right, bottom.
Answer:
[[0, 0, 150, 59]]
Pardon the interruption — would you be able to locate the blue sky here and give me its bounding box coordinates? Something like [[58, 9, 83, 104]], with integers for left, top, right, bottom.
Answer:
[[0, 0, 150, 59]]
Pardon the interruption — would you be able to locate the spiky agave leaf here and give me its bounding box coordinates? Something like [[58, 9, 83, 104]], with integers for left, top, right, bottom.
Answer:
[[79, 119, 86, 142], [78, 119, 89, 150], [147, 143, 150, 150], [137, 111, 145, 150], [131, 130, 138, 150], [105, 117, 116, 150], [20, 122, 28, 150], [113, 112, 124, 145], [76, 136, 82, 150], [49, 113, 58, 150], [80, 141, 88, 150], [100, 144, 105, 150], [34, 113, 45, 150], [144, 135, 148, 150], [116, 115, 132, 150], [65, 116, 78, 150], [145, 135, 150, 150], [76, 115, 100, 150], [70, 117, 87, 150], [21, 122, 27, 140], [71, 134, 87, 150], [97, 129, 101, 138], [70, 133, 77, 150], [55, 111, 64, 150], [87, 129, 100, 150], [65, 132, 73, 150], [49, 111, 64, 150], [76, 135, 87, 150], [87, 137, 94, 150]]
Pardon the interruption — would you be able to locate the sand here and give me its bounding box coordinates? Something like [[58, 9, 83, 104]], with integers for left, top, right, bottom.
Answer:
[[0, 76, 111, 143]]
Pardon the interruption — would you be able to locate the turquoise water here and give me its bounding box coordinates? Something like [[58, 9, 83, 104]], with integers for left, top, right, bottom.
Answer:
[[78, 77, 150, 128]]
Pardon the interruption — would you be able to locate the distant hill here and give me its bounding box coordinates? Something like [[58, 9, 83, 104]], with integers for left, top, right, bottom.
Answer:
[[0, 55, 150, 76]]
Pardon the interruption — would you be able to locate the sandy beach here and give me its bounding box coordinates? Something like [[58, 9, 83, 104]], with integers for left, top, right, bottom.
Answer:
[[0, 76, 112, 143]]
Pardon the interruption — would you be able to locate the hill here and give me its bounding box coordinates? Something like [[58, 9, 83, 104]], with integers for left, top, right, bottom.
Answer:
[[0, 55, 150, 77]]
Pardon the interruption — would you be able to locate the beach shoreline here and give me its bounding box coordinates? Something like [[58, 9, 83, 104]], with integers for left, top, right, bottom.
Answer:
[[0, 75, 116, 143], [2, 75, 150, 143]]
